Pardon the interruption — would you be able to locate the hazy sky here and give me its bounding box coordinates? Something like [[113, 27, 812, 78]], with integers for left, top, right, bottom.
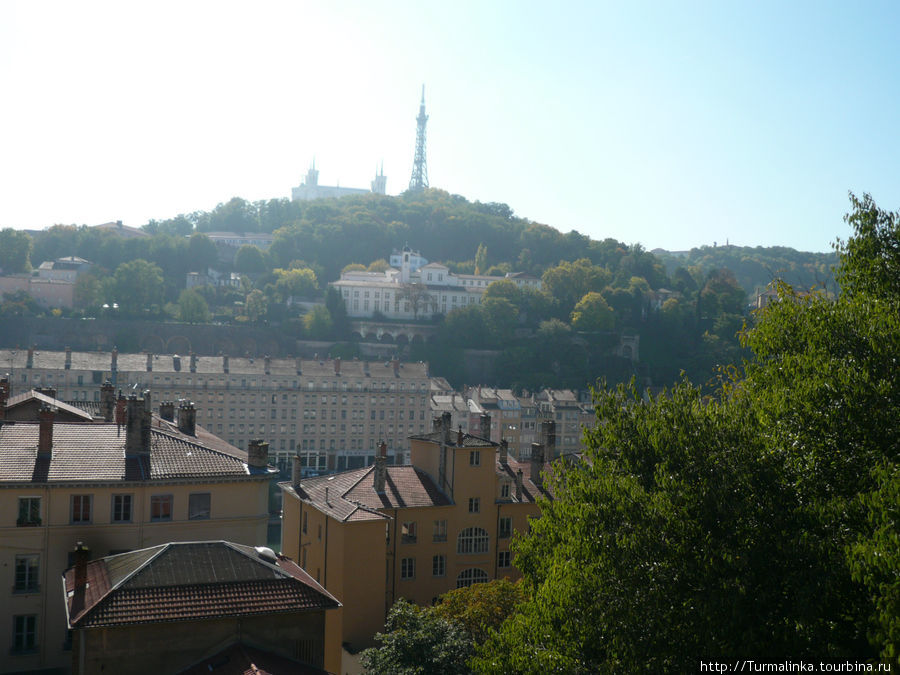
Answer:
[[1, 1, 898, 252]]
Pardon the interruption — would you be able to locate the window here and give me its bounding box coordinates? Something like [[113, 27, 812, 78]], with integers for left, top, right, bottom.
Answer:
[[432, 554, 446, 577], [498, 551, 511, 568], [12, 615, 37, 653], [188, 493, 211, 520], [469, 450, 480, 466], [17, 497, 41, 526], [401, 521, 417, 544], [401, 557, 415, 580], [14, 555, 39, 592], [468, 497, 480, 514], [457, 527, 489, 555], [501, 483, 510, 499], [112, 494, 133, 522], [432, 519, 447, 543], [150, 495, 172, 521], [70, 495, 92, 524], [499, 516, 512, 539], [456, 568, 488, 589]]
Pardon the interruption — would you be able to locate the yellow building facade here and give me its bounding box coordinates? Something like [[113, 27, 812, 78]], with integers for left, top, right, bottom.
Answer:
[[281, 413, 555, 673]]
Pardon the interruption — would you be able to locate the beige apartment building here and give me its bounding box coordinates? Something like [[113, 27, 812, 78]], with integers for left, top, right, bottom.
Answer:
[[0, 384, 274, 674], [280, 413, 557, 673], [0, 348, 431, 472]]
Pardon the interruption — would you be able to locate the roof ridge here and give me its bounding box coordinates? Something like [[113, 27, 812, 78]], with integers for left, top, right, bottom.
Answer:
[[340, 464, 376, 500], [149, 427, 245, 464]]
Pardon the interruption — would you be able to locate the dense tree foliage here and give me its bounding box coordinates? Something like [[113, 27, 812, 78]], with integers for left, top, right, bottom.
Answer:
[[0, 228, 33, 273], [474, 194, 900, 670]]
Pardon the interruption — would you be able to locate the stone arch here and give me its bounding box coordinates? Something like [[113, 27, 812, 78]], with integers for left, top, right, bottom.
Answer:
[[166, 335, 192, 354], [215, 338, 237, 355], [140, 334, 165, 354], [396, 333, 409, 345], [364, 331, 378, 342], [379, 333, 395, 344]]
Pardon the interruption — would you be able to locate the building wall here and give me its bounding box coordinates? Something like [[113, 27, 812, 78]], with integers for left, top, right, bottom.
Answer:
[[0, 479, 269, 674], [73, 611, 326, 675]]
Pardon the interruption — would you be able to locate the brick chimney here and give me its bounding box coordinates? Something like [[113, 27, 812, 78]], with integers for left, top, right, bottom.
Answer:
[[64, 346, 72, 370], [248, 439, 269, 469], [516, 469, 523, 501], [392, 357, 399, 377], [223, 355, 229, 374], [333, 357, 341, 376], [125, 393, 151, 457], [432, 415, 442, 433], [26, 345, 34, 369], [159, 401, 175, 422], [71, 542, 90, 618], [499, 439, 508, 465], [38, 404, 54, 459], [190, 353, 198, 373], [530, 442, 544, 489], [480, 413, 491, 440], [264, 355, 271, 375], [173, 355, 181, 372], [295, 357, 302, 375], [111, 347, 118, 373], [292, 454, 302, 490], [441, 411, 452, 444], [114, 392, 126, 425], [177, 400, 196, 436], [146, 353, 153, 372], [374, 441, 387, 493], [540, 420, 557, 460], [101, 380, 116, 422], [0, 374, 9, 420], [457, 425, 464, 446]]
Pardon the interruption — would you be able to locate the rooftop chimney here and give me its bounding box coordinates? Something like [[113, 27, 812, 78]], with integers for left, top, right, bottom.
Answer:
[[0, 374, 9, 420], [392, 358, 400, 376], [292, 454, 302, 490], [457, 425, 464, 447], [38, 404, 54, 459], [334, 357, 341, 376], [441, 411, 452, 445], [248, 439, 269, 470], [500, 439, 508, 465], [114, 392, 126, 425], [374, 441, 387, 493], [146, 353, 153, 372], [516, 469, 523, 501], [295, 357, 302, 375], [223, 355, 229, 374], [540, 420, 557, 460], [71, 541, 90, 618], [111, 347, 118, 373], [173, 355, 181, 372], [64, 346, 72, 370], [432, 416, 442, 433], [530, 442, 544, 489], [159, 401, 175, 422], [177, 400, 196, 436], [26, 346, 34, 369], [125, 393, 151, 457], [480, 413, 492, 440]]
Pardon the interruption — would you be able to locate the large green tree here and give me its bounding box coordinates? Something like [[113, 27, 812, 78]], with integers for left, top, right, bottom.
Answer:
[[0, 228, 33, 273], [107, 259, 165, 314], [476, 194, 900, 670]]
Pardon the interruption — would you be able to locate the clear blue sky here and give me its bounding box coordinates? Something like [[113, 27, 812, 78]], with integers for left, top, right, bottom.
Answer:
[[1, 0, 898, 252]]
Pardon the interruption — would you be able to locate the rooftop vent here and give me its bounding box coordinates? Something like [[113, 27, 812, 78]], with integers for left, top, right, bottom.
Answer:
[[255, 546, 277, 564]]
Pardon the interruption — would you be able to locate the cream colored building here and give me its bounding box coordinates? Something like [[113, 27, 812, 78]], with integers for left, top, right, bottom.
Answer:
[[0, 386, 274, 674], [0, 348, 431, 472], [280, 413, 556, 673]]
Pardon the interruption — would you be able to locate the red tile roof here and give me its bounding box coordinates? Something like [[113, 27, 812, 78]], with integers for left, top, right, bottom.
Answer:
[[0, 422, 255, 483], [64, 541, 339, 629]]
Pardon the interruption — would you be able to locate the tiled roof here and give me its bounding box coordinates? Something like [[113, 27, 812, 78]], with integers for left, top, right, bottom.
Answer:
[[409, 430, 497, 448], [0, 422, 253, 483], [283, 463, 453, 522], [178, 643, 328, 675], [496, 457, 556, 502], [6, 390, 95, 421], [64, 541, 340, 628]]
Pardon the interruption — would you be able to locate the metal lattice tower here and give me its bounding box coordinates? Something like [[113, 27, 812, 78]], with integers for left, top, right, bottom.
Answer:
[[408, 85, 429, 191]]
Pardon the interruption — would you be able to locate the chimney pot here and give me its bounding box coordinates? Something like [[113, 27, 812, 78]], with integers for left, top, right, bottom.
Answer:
[[111, 347, 118, 371], [480, 413, 492, 440], [190, 353, 198, 373], [291, 454, 302, 490], [530, 442, 544, 488], [26, 346, 34, 369], [146, 353, 153, 372], [159, 401, 175, 422], [374, 441, 387, 493], [248, 439, 269, 469], [125, 393, 152, 458], [515, 469, 523, 501], [457, 425, 464, 447], [223, 355, 229, 373], [38, 404, 54, 458], [334, 357, 341, 375], [64, 346, 72, 370], [500, 439, 508, 465], [264, 355, 271, 375], [177, 400, 196, 436]]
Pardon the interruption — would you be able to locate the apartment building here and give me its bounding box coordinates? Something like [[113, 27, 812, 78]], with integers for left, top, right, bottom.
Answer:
[[0, 384, 274, 673], [279, 413, 557, 673], [0, 348, 431, 472], [466, 386, 595, 459]]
